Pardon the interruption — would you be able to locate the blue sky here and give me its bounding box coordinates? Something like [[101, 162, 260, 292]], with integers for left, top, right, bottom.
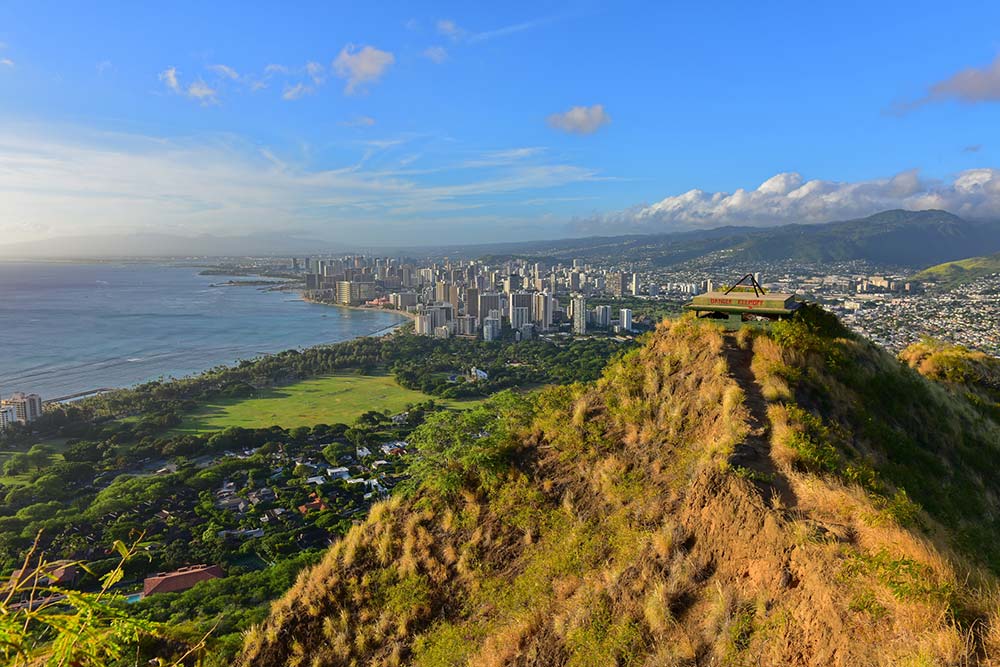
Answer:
[[1, 0, 999, 246]]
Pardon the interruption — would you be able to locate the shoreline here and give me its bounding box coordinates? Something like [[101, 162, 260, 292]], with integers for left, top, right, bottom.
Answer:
[[299, 292, 417, 321], [8, 266, 414, 402]]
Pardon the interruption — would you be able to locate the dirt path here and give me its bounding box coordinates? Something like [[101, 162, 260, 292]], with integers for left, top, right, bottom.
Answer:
[[723, 336, 797, 509]]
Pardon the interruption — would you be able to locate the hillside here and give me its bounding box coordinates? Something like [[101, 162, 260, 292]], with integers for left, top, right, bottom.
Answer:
[[444, 210, 1000, 268], [914, 252, 1000, 289], [239, 310, 1000, 666], [729, 209, 1000, 266]]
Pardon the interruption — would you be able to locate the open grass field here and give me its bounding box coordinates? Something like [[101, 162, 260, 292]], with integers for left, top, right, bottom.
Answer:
[[0, 438, 70, 486], [172, 373, 484, 433]]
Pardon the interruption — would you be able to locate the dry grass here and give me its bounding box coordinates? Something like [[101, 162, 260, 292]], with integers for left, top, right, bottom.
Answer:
[[239, 317, 1000, 667]]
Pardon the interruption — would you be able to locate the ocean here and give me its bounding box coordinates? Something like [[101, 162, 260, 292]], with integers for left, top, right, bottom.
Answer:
[[0, 261, 408, 400]]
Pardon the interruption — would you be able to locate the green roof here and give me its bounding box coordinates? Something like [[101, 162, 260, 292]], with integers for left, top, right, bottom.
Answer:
[[683, 291, 800, 315]]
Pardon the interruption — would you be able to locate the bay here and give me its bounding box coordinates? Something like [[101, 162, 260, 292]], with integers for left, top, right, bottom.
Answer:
[[0, 261, 407, 400]]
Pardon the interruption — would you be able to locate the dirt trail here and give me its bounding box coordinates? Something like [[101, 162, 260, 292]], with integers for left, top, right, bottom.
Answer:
[[723, 336, 797, 509]]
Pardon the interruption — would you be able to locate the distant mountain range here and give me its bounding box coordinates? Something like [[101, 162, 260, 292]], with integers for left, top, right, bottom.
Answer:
[[2, 210, 999, 267], [0, 232, 344, 259], [437, 209, 1000, 269]]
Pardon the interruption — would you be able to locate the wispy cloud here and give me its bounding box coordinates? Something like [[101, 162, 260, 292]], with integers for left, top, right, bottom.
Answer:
[[341, 115, 377, 128], [158, 66, 181, 93], [305, 61, 325, 84], [462, 147, 546, 167], [0, 58, 13, 68], [436, 15, 565, 44], [332, 45, 395, 94], [158, 68, 218, 105], [578, 169, 1000, 233], [96, 60, 113, 75], [892, 54, 1000, 114], [436, 19, 465, 40], [282, 82, 313, 101], [208, 64, 240, 80], [0, 127, 602, 244], [186, 80, 218, 104], [964, 144, 984, 153], [423, 46, 448, 64], [547, 104, 611, 134]]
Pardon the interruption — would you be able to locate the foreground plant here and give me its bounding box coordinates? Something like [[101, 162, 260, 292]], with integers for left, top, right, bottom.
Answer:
[[0, 534, 207, 667]]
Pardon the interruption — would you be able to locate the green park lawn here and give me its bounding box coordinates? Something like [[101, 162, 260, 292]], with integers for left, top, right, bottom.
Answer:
[[172, 373, 483, 433]]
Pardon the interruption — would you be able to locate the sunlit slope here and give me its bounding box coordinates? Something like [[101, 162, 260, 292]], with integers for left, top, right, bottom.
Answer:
[[915, 251, 1000, 288], [240, 310, 1000, 667]]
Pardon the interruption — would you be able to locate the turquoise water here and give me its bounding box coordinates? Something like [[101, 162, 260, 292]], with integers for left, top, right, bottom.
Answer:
[[0, 262, 406, 400], [126, 593, 142, 604]]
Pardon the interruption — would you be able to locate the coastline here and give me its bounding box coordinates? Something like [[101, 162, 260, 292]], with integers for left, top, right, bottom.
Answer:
[[2, 263, 416, 400], [299, 292, 417, 321]]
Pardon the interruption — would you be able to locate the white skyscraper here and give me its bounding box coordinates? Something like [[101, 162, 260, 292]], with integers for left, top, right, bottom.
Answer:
[[620, 308, 633, 332], [572, 295, 587, 335]]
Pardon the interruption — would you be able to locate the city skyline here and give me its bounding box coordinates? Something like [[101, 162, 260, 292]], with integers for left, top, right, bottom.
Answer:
[[2, 1, 1000, 250]]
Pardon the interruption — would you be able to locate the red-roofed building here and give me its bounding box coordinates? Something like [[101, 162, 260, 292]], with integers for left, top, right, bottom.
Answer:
[[10, 561, 79, 588], [142, 564, 224, 597], [298, 491, 329, 514]]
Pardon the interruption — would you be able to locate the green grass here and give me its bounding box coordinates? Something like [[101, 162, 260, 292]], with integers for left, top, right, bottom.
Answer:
[[914, 252, 1000, 288], [171, 373, 484, 433], [0, 438, 71, 486]]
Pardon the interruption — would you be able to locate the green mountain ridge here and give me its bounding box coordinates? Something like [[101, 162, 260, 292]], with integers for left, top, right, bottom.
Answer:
[[446, 210, 1000, 268], [238, 310, 1000, 667]]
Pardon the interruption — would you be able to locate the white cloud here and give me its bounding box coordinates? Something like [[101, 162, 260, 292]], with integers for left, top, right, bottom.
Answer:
[[341, 115, 377, 127], [96, 60, 113, 75], [305, 61, 325, 84], [282, 82, 312, 100], [186, 80, 218, 105], [436, 15, 557, 43], [463, 147, 545, 167], [469, 16, 557, 43], [159, 67, 218, 104], [895, 54, 1000, 113], [423, 46, 448, 64], [208, 64, 240, 80], [0, 58, 13, 68], [159, 66, 181, 93], [580, 169, 1000, 232], [264, 64, 290, 76], [547, 104, 611, 134], [436, 19, 465, 40], [332, 45, 394, 94]]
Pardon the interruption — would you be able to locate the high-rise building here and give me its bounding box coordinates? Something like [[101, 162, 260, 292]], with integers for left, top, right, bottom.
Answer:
[[630, 274, 640, 296], [595, 305, 612, 329], [457, 315, 478, 336], [414, 314, 433, 336], [464, 287, 479, 318], [509, 292, 533, 327], [510, 306, 531, 330], [572, 296, 587, 335], [620, 308, 633, 332], [427, 303, 454, 329], [533, 292, 553, 330], [478, 293, 503, 326], [0, 405, 17, 431], [390, 292, 418, 309], [2, 393, 43, 424], [482, 316, 502, 342], [610, 272, 628, 298]]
